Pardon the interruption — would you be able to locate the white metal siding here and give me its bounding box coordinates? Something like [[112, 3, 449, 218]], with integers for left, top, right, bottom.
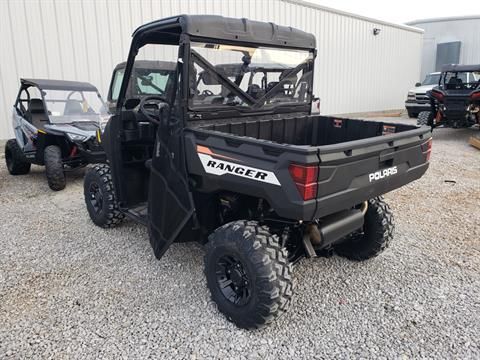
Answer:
[[0, 0, 423, 139], [409, 18, 480, 79]]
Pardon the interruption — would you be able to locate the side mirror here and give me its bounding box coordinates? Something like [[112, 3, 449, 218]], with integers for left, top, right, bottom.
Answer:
[[415, 82, 421, 87]]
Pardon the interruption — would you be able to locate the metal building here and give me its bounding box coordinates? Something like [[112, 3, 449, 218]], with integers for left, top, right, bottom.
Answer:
[[406, 16, 480, 80], [0, 0, 423, 140]]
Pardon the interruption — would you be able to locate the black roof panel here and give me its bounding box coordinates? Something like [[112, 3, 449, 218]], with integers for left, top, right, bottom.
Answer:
[[441, 64, 480, 72], [132, 15, 316, 50], [21, 78, 98, 91]]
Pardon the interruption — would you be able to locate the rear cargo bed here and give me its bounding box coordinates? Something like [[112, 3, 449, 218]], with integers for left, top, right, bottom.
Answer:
[[192, 115, 418, 146]]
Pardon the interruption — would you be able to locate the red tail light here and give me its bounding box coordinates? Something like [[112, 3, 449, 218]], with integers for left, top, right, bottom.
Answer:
[[288, 163, 318, 201], [431, 90, 444, 102], [470, 91, 480, 101], [421, 138, 432, 161]]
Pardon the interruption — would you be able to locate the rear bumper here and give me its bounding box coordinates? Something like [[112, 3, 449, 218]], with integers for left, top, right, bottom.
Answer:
[[311, 131, 431, 219], [314, 162, 429, 218]]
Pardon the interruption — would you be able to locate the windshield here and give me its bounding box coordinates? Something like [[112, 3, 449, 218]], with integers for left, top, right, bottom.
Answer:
[[134, 68, 173, 96], [43, 89, 108, 124], [441, 71, 480, 90], [111, 67, 176, 101], [422, 73, 441, 86], [189, 42, 314, 112]]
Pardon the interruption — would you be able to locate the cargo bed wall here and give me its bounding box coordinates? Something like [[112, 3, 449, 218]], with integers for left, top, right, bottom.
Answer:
[[194, 115, 416, 146]]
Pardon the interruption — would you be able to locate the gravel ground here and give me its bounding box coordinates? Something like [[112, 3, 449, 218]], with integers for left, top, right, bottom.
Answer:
[[1, 118, 479, 359]]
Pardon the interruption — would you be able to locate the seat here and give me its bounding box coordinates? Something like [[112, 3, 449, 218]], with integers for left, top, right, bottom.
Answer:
[[447, 77, 463, 90], [247, 84, 264, 99], [27, 99, 49, 129], [266, 81, 279, 92]]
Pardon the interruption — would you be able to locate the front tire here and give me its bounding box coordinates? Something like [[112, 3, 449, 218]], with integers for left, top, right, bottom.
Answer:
[[417, 111, 433, 127], [205, 221, 293, 329], [84, 164, 124, 228], [44, 145, 66, 191], [334, 197, 394, 261], [5, 139, 31, 175]]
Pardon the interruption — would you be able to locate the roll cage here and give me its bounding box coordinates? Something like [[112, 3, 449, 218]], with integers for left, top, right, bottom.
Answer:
[[190, 50, 314, 111], [114, 15, 317, 120], [15, 79, 104, 121], [438, 64, 480, 91]]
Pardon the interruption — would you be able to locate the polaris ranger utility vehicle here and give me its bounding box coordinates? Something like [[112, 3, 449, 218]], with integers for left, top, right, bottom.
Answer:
[[107, 61, 177, 113], [84, 15, 432, 329], [5, 79, 108, 190], [418, 64, 480, 128]]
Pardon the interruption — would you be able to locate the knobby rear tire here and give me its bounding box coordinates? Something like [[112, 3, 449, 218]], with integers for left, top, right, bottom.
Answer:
[[205, 220, 294, 329], [334, 197, 394, 261]]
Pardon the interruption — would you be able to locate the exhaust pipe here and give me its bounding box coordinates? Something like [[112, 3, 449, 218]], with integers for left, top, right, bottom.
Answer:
[[308, 202, 367, 248]]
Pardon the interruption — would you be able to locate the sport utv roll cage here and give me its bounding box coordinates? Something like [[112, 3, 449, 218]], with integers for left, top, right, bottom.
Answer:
[[15, 79, 101, 118], [437, 64, 480, 91]]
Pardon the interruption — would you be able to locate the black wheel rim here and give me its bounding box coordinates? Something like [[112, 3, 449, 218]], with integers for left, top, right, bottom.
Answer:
[[88, 182, 103, 214], [215, 255, 251, 306]]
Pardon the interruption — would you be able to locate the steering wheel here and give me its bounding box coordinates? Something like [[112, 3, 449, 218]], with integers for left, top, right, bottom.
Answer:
[[139, 96, 168, 124], [202, 89, 214, 96]]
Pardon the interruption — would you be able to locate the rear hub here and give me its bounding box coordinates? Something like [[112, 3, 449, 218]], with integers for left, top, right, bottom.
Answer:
[[215, 255, 251, 306]]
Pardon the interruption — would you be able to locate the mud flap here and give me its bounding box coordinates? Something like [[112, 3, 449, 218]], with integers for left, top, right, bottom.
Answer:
[[148, 129, 194, 259]]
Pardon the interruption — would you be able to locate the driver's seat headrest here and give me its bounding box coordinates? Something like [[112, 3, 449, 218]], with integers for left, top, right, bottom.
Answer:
[[28, 99, 45, 114]]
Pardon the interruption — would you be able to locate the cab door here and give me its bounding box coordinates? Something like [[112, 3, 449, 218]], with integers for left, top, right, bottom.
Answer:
[[146, 51, 195, 259], [147, 111, 194, 259]]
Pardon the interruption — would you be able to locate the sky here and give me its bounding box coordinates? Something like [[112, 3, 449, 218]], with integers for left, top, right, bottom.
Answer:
[[308, 0, 479, 25]]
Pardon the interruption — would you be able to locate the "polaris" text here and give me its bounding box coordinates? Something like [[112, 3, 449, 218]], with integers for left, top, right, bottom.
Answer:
[[368, 166, 398, 182]]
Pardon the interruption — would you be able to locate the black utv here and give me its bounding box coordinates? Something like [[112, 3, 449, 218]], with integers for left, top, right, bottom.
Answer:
[[83, 15, 432, 329], [418, 64, 480, 129], [5, 79, 108, 190]]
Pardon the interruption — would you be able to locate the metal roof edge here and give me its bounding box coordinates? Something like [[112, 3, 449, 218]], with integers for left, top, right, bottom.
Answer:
[[406, 15, 480, 25], [281, 0, 424, 34]]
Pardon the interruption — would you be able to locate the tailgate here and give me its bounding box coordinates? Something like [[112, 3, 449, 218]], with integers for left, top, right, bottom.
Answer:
[[313, 126, 431, 218]]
